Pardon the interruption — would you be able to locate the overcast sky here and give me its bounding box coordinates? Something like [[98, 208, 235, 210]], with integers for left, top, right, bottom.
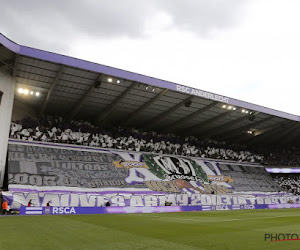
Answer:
[[1, 0, 299, 115]]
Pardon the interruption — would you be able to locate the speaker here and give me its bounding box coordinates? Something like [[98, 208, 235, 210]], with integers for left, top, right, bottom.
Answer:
[[94, 81, 101, 89], [185, 100, 192, 108], [248, 112, 255, 121]]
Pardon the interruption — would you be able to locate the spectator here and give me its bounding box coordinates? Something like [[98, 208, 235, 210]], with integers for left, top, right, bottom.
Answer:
[[9, 116, 273, 164], [273, 174, 300, 195], [28, 200, 33, 207], [2, 200, 8, 215]]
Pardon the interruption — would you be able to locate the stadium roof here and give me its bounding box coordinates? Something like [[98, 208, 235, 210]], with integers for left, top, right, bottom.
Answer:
[[1, 33, 299, 146]]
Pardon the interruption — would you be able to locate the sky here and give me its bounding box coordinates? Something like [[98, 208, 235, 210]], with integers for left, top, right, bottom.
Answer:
[[0, 0, 299, 115]]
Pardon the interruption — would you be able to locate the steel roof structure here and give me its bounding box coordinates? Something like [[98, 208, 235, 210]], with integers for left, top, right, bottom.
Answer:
[[1, 33, 299, 146]]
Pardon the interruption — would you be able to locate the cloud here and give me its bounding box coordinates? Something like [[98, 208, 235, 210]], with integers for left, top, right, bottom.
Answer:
[[0, 0, 248, 52], [0, 0, 155, 52], [155, 0, 249, 37]]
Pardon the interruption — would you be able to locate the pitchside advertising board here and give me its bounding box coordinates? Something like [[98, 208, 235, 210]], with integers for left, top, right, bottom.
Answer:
[[3, 140, 297, 214], [19, 203, 300, 215]]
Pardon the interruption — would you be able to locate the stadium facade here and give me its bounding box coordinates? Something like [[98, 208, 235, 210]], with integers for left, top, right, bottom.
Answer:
[[1, 33, 300, 214]]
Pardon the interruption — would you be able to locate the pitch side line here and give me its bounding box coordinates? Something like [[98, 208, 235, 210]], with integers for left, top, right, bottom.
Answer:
[[132, 214, 299, 223]]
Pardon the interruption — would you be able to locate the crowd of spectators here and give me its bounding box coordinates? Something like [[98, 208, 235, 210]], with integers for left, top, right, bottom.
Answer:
[[260, 147, 300, 167], [10, 116, 263, 163], [273, 174, 300, 195]]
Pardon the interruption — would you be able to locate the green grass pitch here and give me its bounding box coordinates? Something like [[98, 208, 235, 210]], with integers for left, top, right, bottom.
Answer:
[[1, 208, 300, 250]]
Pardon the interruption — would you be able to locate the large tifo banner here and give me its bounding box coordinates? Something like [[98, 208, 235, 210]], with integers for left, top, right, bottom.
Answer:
[[3, 140, 294, 210]]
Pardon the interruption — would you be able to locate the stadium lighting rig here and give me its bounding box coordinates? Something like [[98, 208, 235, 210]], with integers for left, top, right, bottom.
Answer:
[[17, 88, 40, 97], [222, 105, 236, 110], [222, 105, 254, 116], [246, 129, 260, 135], [145, 85, 155, 92], [107, 77, 121, 84]]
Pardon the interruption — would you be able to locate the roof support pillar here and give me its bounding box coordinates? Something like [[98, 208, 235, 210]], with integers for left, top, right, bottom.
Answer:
[[163, 102, 217, 133], [68, 75, 102, 119], [182, 110, 232, 136], [122, 88, 168, 126], [96, 81, 138, 124], [40, 65, 64, 115], [141, 96, 193, 130]]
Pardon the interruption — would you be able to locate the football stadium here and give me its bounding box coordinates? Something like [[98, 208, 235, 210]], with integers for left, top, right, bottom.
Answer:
[[1, 33, 300, 249]]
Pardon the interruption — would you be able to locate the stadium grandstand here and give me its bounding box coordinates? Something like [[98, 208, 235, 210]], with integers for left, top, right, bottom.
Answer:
[[1, 32, 300, 217]]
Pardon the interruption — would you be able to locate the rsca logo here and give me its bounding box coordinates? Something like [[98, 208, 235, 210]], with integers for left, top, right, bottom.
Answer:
[[216, 205, 230, 211], [52, 207, 76, 214]]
